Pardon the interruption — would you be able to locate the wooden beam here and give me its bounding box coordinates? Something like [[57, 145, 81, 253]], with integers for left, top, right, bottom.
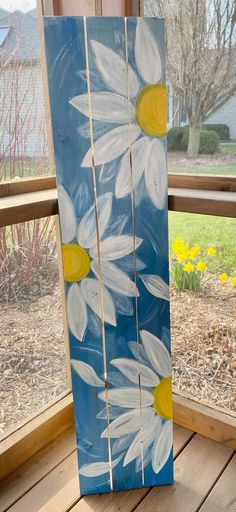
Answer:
[[168, 187, 236, 217], [173, 393, 236, 450], [1, 186, 236, 227], [132, 0, 141, 15], [0, 394, 74, 481], [43, 0, 134, 16], [0, 189, 58, 227], [168, 173, 236, 192], [0, 176, 56, 198], [2, 173, 236, 198]]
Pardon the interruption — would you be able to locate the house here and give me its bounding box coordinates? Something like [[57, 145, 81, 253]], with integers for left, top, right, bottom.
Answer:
[[0, 9, 47, 158]]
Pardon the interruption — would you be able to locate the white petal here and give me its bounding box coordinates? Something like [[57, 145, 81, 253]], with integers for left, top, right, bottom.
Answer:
[[111, 358, 158, 387], [140, 330, 171, 378], [67, 284, 88, 341], [124, 416, 161, 467], [91, 40, 139, 97], [112, 433, 136, 456], [71, 359, 104, 387], [77, 193, 112, 248], [100, 160, 117, 184], [152, 421, 173, 474], [79, 455, 121, 477], [90, 235, 142, 261], [115, 137, 150, 199], [58, 185, 76, 244], [102, 407, 155, 439], [82, 124, 141, 167], [97, 405, 126, 420], [81, 278, 116, 326], [113, 294, 133, 316], [128, 341, 148, 365], [135, 19, 162, 83], [91, 260, 138, 297], [101, 409, 141, 438], [141, 275, 169, 301], [145, 140, 167, 210], [99, 387, 153, 408], [70, 92, 134, 123]]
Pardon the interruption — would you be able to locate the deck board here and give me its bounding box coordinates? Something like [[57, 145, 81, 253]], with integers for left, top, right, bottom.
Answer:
[[134, 436, 233, 512], [199, 454, 236, 512], [7, 452, 78, 512], [0, 427, 76, 512], [4, 425, 192, 512], [2, 425, 235, 512]]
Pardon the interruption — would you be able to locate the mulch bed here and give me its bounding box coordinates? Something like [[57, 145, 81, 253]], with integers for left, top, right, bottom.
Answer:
[[0, 280, 235, 439], [168, 149, 236, 170], [0, 287, 68, 438], [171, 280, 236, 413]]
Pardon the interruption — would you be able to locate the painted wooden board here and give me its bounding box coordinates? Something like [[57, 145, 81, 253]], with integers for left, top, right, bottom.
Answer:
[[6, 425, 189, 512], [44, 15, 172, 495]]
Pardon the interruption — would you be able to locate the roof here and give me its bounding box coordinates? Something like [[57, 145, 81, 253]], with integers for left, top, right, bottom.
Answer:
[[27, 8, 37, 18], [0, 7, 9, 18], [0, 10, 39, 64]]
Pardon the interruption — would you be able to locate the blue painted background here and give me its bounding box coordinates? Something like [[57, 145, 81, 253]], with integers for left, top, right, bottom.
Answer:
[[44, 16, 173, 495]]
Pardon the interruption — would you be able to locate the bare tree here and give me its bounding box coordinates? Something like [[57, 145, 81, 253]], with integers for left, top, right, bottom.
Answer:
[[145, 0, 236, 157]]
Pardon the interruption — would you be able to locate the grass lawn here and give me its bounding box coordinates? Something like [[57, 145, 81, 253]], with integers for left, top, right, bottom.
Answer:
[[168, 211, 236, 275], [1, 159, 49, 181], [220, 142, 236, 154], [168, 165, 236, 175]]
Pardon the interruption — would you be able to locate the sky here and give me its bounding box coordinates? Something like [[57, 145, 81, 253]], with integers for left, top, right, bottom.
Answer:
[[0, 0, 35, 11]]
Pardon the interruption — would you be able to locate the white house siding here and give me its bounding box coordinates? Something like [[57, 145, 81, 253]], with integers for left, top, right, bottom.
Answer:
[[0, 63, 47, 158], [206, 96, 236, 139]]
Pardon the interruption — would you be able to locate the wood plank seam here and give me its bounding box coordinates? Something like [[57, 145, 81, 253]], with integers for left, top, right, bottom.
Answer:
[[125, 15, 145, 483], [195, 450, 236, 512]]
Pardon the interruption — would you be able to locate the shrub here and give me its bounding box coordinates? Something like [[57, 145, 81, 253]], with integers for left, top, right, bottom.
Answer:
[[181, 128, 219, 154], [203, 123, 230, 141], [199, 129, 220, 154], [167, 127, 185, 150], [0, 219, 57, 303], [168, 125, 220, 154]]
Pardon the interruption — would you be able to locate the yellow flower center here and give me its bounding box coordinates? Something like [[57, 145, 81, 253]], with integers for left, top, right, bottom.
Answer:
[[152, 376, 172, 420], [135, 84, 167, 137], [62, 243, 91, 282]]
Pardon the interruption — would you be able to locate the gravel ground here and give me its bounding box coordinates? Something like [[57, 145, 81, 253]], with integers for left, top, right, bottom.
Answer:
[[0, 279, 235, 439]]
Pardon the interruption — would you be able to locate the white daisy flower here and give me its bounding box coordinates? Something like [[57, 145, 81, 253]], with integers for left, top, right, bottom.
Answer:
[[59, 185, 142, 341], [70, 19, 167, 210], [72, 329, 172, 477]]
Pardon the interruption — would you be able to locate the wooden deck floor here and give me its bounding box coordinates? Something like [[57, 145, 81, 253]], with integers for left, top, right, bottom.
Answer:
[[0, 424, 235, 512]]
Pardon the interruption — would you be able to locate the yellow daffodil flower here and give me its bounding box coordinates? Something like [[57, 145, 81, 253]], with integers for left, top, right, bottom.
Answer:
[[231, 277, 236, 286], [177, 255, 186, 263], [197, 261, 207, 272], [219, 273, 229, 283], [189, 245, 201, 259], [208, 247, 216, 257], [172, 237, 183, 254], [183, 262, 195, 273]]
